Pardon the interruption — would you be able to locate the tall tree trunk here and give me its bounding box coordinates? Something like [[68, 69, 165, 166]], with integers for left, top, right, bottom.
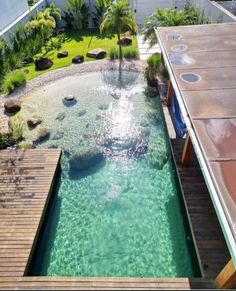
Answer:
[[117, 32, 122, 59]]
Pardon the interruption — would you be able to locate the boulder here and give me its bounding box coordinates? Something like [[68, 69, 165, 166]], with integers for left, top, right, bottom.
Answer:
[[27, 118, 42, 128], [35, 57, 53, 70], [72, 55, 84, 64], [4, 99, 21, 114], [52, 129, 64, 140], [34, 127, 50, 143], [124, 31, 132, 37], [98, 104, 109, 110], [63, 95, 77, 107], [23, 56, 33, 64], [64, 95, 75, 102], [87, 48, 106, 59], [55, 112, 66, 121], [57, 51, 68, 58], [69, 146, 105, 171], [117, 37, 132, 46], [78, 109, 86, 117]]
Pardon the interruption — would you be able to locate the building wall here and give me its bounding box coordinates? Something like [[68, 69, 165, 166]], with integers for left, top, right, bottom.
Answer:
[[0, 0, 47, 42], [132, 0, 235, 24], [0, 0, 29, 32]]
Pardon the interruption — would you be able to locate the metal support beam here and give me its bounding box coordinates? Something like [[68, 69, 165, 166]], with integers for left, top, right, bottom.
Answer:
[[215, 259, 236, 289], [181, 133, 193, 166], [166, 80, 174, 107]]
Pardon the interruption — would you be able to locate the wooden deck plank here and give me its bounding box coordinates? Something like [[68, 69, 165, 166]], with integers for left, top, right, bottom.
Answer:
[[0, 149, 61, 279], [161, 102, 231, 279]]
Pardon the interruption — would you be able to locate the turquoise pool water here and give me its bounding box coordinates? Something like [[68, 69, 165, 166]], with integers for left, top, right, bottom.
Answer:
[[27, 70, 198, 277]]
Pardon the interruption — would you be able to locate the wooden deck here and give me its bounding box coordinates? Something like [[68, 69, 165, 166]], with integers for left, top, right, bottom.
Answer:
[[162, 104, 230, 280], [0, 149, 61, 277], [171, 138, 230, 278]]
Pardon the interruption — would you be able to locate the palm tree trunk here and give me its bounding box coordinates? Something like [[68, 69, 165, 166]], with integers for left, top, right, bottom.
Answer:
[[117, 32, 122, 59]]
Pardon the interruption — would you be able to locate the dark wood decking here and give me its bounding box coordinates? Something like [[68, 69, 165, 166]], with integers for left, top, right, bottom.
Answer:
[[0, 149, 61, 277], [171, 139, 230, 278], [162, 103, 230, 280]]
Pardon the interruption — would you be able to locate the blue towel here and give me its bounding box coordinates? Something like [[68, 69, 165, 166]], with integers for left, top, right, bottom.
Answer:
[[170, 92, 186, 138]]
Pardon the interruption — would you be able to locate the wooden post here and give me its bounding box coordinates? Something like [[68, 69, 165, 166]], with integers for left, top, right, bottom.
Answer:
[[215, 259, 236, 289], [166, 80, 174, 107], [181, 133, 193, 166]]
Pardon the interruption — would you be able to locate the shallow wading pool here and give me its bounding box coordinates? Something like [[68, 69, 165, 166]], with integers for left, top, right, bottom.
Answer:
[[20, 70, 199, 277]]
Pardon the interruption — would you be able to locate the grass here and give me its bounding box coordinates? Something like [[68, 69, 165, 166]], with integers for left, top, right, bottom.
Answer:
[[3, 71, 26, 93], [25, 29, 138, 80], [109, 46, 139, 59]]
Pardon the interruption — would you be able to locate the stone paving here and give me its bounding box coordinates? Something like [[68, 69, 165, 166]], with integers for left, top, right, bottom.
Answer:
[[137, 34, 161, 60]]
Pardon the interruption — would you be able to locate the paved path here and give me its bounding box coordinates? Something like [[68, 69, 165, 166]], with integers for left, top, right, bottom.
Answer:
[[137, 34, 161, 60]]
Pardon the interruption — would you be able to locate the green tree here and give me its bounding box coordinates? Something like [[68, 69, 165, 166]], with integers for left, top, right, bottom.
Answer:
[[142, 1, 210, 46], [45, 2, 62, 21], [100, 0, 136, 59], [66, 0, 90, 30], [93, 0, 112, 27]]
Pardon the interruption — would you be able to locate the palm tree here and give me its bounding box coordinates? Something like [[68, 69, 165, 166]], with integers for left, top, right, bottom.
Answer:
[[100, 0, 137, 59], [66, 0, 89, 30], [45, 3, 62, 21], [142, 4, 210, 47], [93, 0, 112, 27], [142, 8, 186, 47]]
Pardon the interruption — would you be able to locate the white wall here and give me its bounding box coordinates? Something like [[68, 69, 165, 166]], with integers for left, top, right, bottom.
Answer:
[[0, 0, 29, 31], [132, 0, 236, 24], [193, 0, 235, 23], [0, 0, 47, 42]]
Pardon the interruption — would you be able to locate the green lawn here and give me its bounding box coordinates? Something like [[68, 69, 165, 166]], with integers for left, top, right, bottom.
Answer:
[[26, 29, 138, 80]]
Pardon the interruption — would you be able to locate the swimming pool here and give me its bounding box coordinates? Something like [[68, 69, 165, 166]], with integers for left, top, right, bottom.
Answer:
[[23, 70, 199, 277]]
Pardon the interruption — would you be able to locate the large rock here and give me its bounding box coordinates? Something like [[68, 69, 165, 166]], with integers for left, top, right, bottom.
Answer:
[[55, 112, 66, 121], [57, 51, 68, 58], [63, 95, 77, 107], [4, 99, 21, 114], [87, 48, 106, 59], [35, 57, 53, 70], [72, 55, 84, 64], [34, 127, 50, 143], [69, 147, 104, 171], [117, 37, 132, 46], [27, 118, 42, 128]]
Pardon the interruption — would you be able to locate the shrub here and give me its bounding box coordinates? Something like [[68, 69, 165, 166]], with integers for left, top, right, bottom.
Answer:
[[0, 117, 24, 149], [147, 53, 161, 68], [123, 46, 139, 59], [3, 71, 26, 93], [109, 46, 138, 59], [109, 47, 119, 59]]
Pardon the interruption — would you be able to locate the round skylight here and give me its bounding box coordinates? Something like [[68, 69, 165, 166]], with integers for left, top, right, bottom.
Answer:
[[171, 44, 188, 52], [166, 34, 182, 41], [180, 73, 201, 83], [168, 53, 195, 66]]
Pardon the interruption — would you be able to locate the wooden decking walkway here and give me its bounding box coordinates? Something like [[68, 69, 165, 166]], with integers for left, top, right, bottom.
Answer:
[[162, 103, 230, 280], [0, 149, 61, 277], [170, 139, 230, 279]]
